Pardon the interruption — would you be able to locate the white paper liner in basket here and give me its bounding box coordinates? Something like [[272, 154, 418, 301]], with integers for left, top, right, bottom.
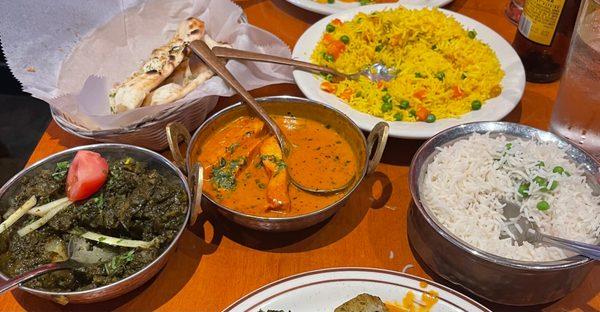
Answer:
[[0, 0, 294, 148]]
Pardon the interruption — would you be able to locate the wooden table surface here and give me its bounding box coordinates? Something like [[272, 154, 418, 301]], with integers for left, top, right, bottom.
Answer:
[[1, 0, 598, 311]]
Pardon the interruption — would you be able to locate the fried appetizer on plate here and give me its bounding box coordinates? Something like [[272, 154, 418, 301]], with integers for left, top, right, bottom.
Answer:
[[335, 294, 389, 312]]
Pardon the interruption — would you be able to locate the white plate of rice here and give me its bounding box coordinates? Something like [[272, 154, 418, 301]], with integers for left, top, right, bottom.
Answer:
[[420, 132, 600, 262], [285, 0, 453, 15], [292, 4, 526, 139]]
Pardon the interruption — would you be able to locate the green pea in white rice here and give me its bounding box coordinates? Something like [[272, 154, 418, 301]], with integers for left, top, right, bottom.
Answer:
[[422, 134, 600, 262]]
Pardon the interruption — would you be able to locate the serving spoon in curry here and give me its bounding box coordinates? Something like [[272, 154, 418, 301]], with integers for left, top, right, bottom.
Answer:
[[0, 237, 111, 294], [189, 40, 356, 194]]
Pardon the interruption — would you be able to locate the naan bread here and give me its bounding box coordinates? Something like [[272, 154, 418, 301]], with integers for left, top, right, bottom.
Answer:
[[142, 83, 183, 106], [143, 34, 231, 107], [109, 18, 205, 113], [143, 54, 213, 106]]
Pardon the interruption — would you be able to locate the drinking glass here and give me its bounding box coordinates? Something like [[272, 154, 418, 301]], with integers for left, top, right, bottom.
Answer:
[[549, 0, 600, 159], [505, 0, 525, 24]]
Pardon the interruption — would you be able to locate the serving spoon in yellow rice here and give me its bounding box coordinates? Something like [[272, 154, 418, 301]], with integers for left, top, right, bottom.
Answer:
[[311, 7, 504, 123], [210, 46, 396, 82]]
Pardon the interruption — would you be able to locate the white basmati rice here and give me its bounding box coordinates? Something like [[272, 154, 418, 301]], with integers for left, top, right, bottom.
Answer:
[[422, 134, 600, 261]]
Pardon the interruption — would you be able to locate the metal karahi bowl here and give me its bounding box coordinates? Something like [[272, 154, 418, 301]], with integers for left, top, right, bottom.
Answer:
[[0, 144, 191, 304], [166, 95, 388, 232], [408, 121, 600, 306]]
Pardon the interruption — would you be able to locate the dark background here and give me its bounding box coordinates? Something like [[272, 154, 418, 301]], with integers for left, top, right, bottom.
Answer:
[[0, 45, 51, 185]]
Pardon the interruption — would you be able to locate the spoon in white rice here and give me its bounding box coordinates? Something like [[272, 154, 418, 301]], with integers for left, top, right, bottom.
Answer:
[[501, 200, 600, 260]]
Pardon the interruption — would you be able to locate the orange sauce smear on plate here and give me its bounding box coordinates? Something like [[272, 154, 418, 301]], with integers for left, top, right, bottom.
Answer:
[[386, 290, 439, 312]]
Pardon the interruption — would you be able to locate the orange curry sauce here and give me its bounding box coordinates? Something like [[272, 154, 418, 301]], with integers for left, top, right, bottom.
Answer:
[[197, 115, 357, 217]]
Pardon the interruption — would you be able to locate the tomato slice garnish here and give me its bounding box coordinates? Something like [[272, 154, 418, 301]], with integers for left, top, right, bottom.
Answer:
[[66, 150, 109, 201]]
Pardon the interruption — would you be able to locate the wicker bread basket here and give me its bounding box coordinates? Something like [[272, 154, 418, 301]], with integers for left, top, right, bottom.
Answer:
[[52, 95, 218, 151], [49, 13, 251, 151]]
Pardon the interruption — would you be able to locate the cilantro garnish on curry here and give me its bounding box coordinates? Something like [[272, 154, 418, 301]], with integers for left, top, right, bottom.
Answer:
[[197, 115, 358, 217]]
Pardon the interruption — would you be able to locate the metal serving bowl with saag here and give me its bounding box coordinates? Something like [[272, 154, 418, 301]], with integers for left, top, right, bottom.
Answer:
[[0, 144, 190, 302]]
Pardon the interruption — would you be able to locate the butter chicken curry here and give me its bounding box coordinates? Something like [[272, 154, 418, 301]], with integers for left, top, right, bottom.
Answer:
[[197, 114, 357, 217]]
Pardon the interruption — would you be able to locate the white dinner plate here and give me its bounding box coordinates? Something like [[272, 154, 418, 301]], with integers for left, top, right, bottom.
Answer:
[[224, 267, 490, 311], [286, 0, 454, 15], [292, 4, 526, 139]]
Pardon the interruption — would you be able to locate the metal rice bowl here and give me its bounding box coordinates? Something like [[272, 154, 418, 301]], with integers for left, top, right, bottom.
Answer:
[[0, 144, 191, 304], [408, 121, 600, 306]]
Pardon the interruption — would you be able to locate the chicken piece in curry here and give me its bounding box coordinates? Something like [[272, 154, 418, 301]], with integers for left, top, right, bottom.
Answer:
[[197, 115, 357, 217]]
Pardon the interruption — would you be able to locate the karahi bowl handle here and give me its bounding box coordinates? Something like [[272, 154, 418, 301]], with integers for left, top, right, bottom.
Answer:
[[188, 162, 204, 227], [366, 122, 389, 175], [166, 122, 191, 174]]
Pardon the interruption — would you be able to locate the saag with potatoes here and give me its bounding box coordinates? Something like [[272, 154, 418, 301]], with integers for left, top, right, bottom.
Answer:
[[0, 155, 187, 291]]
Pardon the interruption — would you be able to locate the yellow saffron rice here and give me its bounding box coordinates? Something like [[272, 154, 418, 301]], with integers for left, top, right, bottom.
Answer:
[[311, 7, 504, 122]]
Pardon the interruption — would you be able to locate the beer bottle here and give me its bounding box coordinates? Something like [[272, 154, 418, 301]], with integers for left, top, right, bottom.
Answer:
[[512, 0, 582, 83]]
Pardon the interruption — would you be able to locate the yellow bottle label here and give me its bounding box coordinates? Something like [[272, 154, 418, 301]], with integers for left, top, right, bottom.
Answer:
[[518, 0, 566, 46]]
